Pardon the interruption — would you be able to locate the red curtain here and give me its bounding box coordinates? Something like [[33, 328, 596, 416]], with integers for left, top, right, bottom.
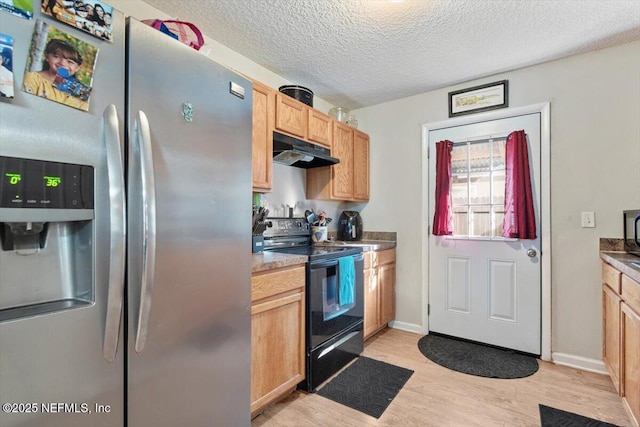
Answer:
[[503, 130, 537, 239], [432, 140, 454, 236]]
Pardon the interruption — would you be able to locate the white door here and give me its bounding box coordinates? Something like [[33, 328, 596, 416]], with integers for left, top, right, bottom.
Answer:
[[428, 113, 541, 355]]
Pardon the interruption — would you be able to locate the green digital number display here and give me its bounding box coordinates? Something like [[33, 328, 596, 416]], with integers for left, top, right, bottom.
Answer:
[[5, 173, 21, 185], [44, 176, 62, 187]]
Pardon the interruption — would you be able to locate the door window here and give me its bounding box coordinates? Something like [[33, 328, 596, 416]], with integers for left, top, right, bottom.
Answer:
[[451, 139, 507, 239]]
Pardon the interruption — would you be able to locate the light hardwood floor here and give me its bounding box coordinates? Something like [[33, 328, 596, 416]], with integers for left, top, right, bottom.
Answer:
[[252, 328, 632, 427]]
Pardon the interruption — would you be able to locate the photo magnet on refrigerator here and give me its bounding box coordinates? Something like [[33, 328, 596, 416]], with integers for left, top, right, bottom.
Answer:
[[0, 33, 14, 98], [22, 19, 99, 111]]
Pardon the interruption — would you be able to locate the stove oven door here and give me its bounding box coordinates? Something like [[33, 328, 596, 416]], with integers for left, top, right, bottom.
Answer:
[[307, 253, 364, 349]]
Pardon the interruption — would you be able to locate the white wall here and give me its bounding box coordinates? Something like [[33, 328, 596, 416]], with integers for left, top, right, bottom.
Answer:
[[353, 41, 640, 362]]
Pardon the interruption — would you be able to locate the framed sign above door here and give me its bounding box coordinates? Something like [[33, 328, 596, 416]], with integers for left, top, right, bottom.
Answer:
[[448, 80, 509, 117]]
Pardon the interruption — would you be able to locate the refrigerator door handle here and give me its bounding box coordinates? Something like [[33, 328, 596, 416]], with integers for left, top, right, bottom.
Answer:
[[134, 111, 157, 353], [103, 105, 126, 362]]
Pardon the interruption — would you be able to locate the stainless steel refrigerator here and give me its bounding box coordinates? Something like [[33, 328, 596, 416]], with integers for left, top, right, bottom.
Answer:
[[0, 12, 252, 427]]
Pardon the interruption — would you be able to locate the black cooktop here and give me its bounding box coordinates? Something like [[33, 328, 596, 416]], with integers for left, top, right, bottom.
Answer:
[[270, 245, 362, 262]]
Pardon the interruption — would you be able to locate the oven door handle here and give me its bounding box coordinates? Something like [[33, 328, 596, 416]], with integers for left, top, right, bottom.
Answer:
[[317, 331, 361, 359], [310, 259, 339, 270], [310, 253, 364, 270]]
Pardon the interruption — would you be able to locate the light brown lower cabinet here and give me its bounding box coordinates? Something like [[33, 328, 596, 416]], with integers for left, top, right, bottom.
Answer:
[[622, 273, 640, 426], [602, 261, 640, 427], [603, 282, 622, 393], [251, 265, 305, 418], [364, 248, 396, 340]]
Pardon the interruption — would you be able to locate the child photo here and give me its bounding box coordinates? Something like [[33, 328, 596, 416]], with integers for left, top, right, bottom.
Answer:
[[22, 19, 99, 111], [0, 0, 33, 20], [41, 0, 115, 42], [0, 33, 14, 98]]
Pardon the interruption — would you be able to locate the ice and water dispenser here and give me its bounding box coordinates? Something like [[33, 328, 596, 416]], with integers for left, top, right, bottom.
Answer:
[[0, 156, 95, 322]]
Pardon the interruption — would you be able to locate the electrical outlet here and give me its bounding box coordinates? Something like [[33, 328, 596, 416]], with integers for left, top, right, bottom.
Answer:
[[581, 211, 596, 228]]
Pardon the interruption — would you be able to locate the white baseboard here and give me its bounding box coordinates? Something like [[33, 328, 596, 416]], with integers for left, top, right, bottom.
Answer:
[[552, 352, 608, 375], [388, 320, 424, 335]]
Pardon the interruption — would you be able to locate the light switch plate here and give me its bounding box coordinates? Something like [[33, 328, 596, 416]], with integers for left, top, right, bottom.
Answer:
[[581, 211, 596, 228]]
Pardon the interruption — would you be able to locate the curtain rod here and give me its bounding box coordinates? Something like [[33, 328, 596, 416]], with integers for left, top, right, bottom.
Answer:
[[452, 134, 509, 147]]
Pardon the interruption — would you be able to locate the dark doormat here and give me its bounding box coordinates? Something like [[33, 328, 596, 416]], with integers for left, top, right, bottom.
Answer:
[[417, 333, 538, 379], [316, 356, 413, 418], [539, 404, 620, 426]]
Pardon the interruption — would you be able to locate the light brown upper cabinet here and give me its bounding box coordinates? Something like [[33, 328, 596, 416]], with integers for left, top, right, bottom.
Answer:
[[331, 121, 355, 199], [252, 81, 275, 192], [353, 129, 370, 201], [275, 93, 308, 138], [306, 122, 370, 202], [307, 109, 332, 149], [250, 80, 369, 201]]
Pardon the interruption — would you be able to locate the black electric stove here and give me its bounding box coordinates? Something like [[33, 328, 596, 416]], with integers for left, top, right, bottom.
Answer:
[[262, 217, 362, 260], [262, 217, 365, 391]]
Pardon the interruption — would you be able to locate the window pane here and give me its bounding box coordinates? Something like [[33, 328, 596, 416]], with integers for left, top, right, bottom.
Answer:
[[492, 170, 505, 205], [451, 145, 468, 174], [452, 206, 468, 236], [451, 174, 468, 206], [491, 139, 506, 170], [469, 205, 491, 237], [469, 174, 491, 205], [493, 205, 505, 237]]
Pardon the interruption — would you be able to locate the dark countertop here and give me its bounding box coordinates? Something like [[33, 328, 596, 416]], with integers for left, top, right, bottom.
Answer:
[[252, 251, 307, 274], [313, 239, 397, 252], [600, 251, 640, 283], [251, 238, 397, 273]]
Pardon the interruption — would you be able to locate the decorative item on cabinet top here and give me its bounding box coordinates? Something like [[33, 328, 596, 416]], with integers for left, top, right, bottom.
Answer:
[[329, 107, 359, 129], [279, 85, 313, 107], [329, 107, 350, 122]]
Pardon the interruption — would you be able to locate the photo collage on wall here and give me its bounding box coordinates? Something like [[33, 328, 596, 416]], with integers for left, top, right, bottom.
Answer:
[[0, 0, 111, 111]]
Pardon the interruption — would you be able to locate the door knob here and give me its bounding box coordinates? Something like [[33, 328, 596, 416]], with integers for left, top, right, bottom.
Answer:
[[526, 248, 537, 258]]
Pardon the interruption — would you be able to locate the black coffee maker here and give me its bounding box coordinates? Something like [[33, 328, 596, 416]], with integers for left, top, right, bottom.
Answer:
[[338, 211, 363, 241]]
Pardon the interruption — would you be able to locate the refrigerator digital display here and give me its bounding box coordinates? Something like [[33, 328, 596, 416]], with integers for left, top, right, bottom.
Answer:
[[0, 156, 94, 209]]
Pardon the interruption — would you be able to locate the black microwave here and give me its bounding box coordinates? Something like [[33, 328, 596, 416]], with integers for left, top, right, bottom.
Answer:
[[624, 209, 640, 257]]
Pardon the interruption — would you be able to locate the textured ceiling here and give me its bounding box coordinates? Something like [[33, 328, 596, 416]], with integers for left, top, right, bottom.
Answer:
[[143, 0, 640, 110]]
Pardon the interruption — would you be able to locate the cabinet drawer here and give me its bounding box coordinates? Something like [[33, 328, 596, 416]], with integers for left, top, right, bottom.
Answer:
[[602, 262, 622, 295], [252, 266, 305, 302], [622, 274, 640, 314], [376, 249, 396, 267]]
